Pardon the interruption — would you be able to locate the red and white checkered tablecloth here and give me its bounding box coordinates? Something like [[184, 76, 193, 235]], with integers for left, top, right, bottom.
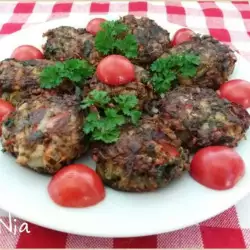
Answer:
[[1, 0, 250, 248]]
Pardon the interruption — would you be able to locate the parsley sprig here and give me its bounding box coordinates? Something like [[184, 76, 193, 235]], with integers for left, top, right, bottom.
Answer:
[[40, 59, 94, 89], [95, 20, 138, 59], [150, 53, 200, 94], [113, 95, 141, 124], [81, 90, 141, 143]]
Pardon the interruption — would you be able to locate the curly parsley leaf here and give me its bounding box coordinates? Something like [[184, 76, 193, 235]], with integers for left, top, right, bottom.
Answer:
[[180, 54, 200, 77], [150, 53, 200, 94], [92, 128, 120, 144], [83, 112, 99, 134], [113, 94, 141, 124], [82, 91, 141, 143], [114, 34, 138, 59], [81, 90, 111, 109], [104, 108, 126, 128], [130, 110, 142, 124], [83, 109, 125, 144], [113, 94, 138, 112], [62, 59, 94, 83], [151, 71, 176, 94], [95, 20, 138, 58], [40, 59, 94, 89], [40, 62, 64, 89]]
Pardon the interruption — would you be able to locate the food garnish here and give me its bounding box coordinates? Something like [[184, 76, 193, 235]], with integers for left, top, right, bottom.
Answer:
[[96, 55, 135, 85], [150, 53, 200, 94], [48, 164, 105, 208], [86, 18, 106, 35], [94, 20, 138, 58], [11, 45, 44, 61], [218, 79, 250, 109], [2, 14, 247, 196], [113, 94, 141, 124], [171, 28, 195, 46], [81, 90, 141, 143], [190, 146, 245, 190], [0, 99, 15, 136], [40, 59, 94, 89]]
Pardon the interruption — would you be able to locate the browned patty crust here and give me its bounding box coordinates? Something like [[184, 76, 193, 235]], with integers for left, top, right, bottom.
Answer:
[[83, 74, 154, 110], [156, 86, 250, 150], [119, 15, 171, 65], [43, 26, 102, 65], [43, 15, 171, 65], [161, 35, 237, 90], [1, 92, 86, 174], [93, 116, 190, 192]]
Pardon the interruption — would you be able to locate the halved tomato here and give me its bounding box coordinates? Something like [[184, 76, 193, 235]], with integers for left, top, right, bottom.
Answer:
[[11, 45, 44, 61], [48, 164, 105, 208], [96, 55, 135, 86], [190, 146, 245, 190], [86, 18, 106, 35], [218, 79, 250, 109], [172, 28, 195, 46]]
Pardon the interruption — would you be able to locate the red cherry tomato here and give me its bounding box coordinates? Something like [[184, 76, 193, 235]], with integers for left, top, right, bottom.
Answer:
[[172, 28, 195, 46], [218, 79, 250, 109], [11, 45, 44, 61], [96, 55, 135, 86], [48, 164, 105, 208], [86, 18, 106, 35], [190, 146, 245, 190]]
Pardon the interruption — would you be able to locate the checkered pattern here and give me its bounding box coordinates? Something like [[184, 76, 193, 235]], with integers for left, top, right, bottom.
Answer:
[[0, 0, 250, 248]]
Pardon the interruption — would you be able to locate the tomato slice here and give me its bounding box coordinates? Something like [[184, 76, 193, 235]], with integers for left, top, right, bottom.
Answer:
[[11, 45, 44, 61], [0, 99, 15, 122], [96, 55, 135, 86], [158, 140, 180, 157], [190, 146, 245, 190], [218, 79, 250, 109], [86, 18, 106, 35], [0, 99, 15, 135], [48, 164, 105, 208], [172, 28, 195, 46]]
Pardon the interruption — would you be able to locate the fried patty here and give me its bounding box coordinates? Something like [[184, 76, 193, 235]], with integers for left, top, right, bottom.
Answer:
[[1, 92, 87, 174], [161, 35, 237, 90], [43, 26, 102, 65], [155, 86, 250, 150], [83, 74, 154, 110], [43, 15, 171, 65], [0, 58, 83, 105], [92, 116, 190, 192], [119, 15, 171, 65], [0, 59, 55, 104]]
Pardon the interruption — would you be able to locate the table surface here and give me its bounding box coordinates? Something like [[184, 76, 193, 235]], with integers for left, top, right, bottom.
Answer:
[[0, 1, 250, 248]]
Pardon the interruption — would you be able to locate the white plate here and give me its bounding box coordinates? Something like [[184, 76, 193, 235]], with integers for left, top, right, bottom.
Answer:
[[0, 14, 250, 238]]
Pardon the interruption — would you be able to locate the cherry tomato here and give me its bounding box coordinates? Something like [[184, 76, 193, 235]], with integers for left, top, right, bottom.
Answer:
[[172, 28, 195, 46], [48, 164, 105, 208], [0, 99, 15, 135], [96, 55, 135, 86], [218, 79, 250, 109], [190, 146, 245, 190], [11, 45, 44, 61], [86, 18, 106, 35]]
